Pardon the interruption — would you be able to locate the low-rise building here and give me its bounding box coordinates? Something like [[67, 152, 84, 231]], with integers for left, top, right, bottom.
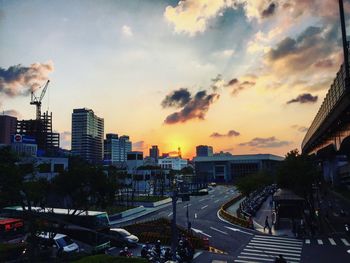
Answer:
[[158, 156, 188, 170], [194, 153, 284, 182]]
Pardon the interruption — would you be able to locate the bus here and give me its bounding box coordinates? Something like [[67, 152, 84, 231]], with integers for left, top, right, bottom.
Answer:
[[2, 206, 111, 252]]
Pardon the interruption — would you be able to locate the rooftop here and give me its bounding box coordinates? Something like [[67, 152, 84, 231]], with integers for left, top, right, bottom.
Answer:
[[193, 153, 284, 162]]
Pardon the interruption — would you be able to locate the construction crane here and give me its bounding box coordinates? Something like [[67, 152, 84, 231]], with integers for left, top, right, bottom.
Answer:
[[30, 80, 50, 120]]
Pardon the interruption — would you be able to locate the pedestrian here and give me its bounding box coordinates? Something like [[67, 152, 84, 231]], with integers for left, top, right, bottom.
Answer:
[[264, 216, 270, 232], [275, 254, 287, 263], [271, 211, 276, 225]]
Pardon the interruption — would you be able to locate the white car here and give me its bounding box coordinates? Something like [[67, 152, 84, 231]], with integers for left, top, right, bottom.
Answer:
[[38, 232, 80, 253], [109, 228, 139, 247]]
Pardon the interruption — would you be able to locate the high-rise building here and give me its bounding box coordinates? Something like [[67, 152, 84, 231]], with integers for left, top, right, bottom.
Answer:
[[104, 133, 132, 165], [71, 108, 104, 163], [196, 145, 213, 157], [149, 145, 159, 161], [0, 115, 17, 145]]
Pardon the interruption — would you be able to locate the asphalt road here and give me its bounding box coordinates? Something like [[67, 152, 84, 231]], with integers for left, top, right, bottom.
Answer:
[[129, 185, 350, 263], [133, 185, 254, 259]]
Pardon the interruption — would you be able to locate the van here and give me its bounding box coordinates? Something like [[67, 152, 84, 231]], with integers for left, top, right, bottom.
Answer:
[[37, 232, 80, 254]]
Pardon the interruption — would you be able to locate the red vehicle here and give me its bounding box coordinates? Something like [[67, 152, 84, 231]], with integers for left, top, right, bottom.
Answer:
[[0, 217, 24, 243]]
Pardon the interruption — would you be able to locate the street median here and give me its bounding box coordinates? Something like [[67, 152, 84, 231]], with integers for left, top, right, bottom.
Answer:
[[219, 194, 252, 229]]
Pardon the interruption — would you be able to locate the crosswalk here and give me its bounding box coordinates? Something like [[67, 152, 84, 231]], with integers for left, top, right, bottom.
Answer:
[[234, 235, 303, 263], [304, 237, 350, 246]]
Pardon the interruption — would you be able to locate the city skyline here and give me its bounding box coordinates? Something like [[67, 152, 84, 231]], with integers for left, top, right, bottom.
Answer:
[[1, 0, 349, 158]]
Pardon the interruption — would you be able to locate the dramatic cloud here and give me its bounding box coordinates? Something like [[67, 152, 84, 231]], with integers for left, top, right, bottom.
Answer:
[[164, 90, 219, 124], [210, 129, 240, 138], [0, 61, 54, 97], [161, 88, 191, 108], [287, 93, 318, 104], [291, 125, 308, 133], [239, 136, 290, 148], [133, 140, 147, 151], [164, 0, 282, 36], [122, 25, 133, 37], [60, 131, 71, 150], [265, 25, 340, 74], [211, 74, 225, 91], [1, 109, 21, 118], [225, 77, 256, 96]]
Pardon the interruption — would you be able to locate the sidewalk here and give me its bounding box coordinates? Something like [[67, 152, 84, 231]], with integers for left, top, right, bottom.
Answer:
[[253, 195, 295, 237]]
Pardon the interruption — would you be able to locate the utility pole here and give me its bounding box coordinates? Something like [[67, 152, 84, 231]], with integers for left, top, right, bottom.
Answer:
[[171, 182, 178, 261], [339, 0, 350, 89]]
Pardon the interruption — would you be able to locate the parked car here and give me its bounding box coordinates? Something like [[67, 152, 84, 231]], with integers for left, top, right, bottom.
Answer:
[[109, 228, 139, 247], [37, 232, 80, 254], [209, 182, 217, 187]]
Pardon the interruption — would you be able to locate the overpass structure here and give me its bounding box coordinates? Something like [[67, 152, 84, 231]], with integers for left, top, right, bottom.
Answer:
[[302, 0, 350, 157]]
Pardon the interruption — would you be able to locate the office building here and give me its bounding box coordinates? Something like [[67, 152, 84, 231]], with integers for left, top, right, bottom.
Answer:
[[196, 145, 213, 157], [0, 115, 17, 145], [149, 145, 159, 161], [71, 108, 104, 163], [104, 133, 132, 165], [11, 134, 37, 157], [194, 153, 284, 182]]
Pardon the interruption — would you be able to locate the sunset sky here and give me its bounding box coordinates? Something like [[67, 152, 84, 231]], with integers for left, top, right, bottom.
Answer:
[[1, 0, 349, 158]]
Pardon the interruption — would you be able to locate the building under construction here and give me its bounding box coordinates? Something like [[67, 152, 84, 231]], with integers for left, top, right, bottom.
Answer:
[[16, 111, 60, 155], [16, 80, 60, 156]]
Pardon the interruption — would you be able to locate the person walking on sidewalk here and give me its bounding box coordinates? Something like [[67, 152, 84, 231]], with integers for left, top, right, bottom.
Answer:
[[264, 216, 270, 232]]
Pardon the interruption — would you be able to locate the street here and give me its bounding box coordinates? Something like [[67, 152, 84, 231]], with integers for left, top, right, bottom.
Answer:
[[128, 185, 350, 263]]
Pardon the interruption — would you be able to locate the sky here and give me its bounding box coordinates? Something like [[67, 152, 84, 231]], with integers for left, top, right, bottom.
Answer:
[[1, 0, 349, 159]]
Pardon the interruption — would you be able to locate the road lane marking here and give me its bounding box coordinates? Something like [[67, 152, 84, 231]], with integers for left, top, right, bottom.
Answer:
[[329, 238, 336, 245], [238, 256, 274, 262], [341, 238, 350, 246], [240, 252, 300, 261], [317, 239, 323, 245], [250, 239, 302, 247], [252, 237, 302, 246], [183, 204, 192, 208], [249, 242, 302, 251], [243, 249, 300, 258], [167, 212, 173, 217], [199, 198, 207, 202], [194, 213, 197, 219], [253, 235, 302, 243], [305, 239, 310, 244], [191, 227, 212, 238], [246, 245, 301, 253], [210, 227, 228, 235], [214, 199, 220, 203], [224, 226, 254, 236], [193, 251, 202, 259], [253, 236, 302, 244], [201, 205, 208, 210]]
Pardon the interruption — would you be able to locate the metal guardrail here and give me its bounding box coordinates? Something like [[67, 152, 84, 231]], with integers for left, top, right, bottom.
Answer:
[[219, 195, 252, 228]]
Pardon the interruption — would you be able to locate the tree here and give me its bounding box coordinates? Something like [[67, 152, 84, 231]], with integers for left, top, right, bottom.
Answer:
[[235, 170, 273, 196]]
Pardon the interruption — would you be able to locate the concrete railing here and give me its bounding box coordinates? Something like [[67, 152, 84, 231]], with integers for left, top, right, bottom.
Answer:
[[109, 206, 145, 221], [219, 194, 252, 228]]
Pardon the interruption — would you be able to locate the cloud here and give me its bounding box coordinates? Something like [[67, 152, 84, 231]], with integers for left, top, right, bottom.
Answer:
[[265, 25, 340, 74], [133, 140, 147, 151], [1, 109, 21, 118], [210, 74, 225, 91], [161, 88, 191, 108], [0, 61, 54, 97], [164, 0, 233, 36], [291, 125, 308, 133], [210, 129, 240, 138], [212, 49, 235, 58], [261, 2, 276, 18], [60, 131, 71, 150], [287, 93, 318, 104], [122, 25, 133, 37], [239, 136, 290, 148], [225, 77, 256, 96], [163, 1, 281, 36], [164, 90, 219, 124]]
